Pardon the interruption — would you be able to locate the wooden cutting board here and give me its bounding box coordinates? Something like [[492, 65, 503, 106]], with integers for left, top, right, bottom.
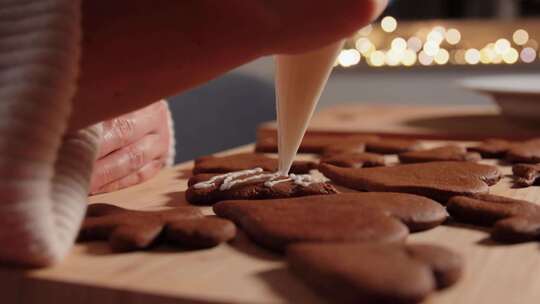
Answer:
[[2, 105, 540, 304], [259, 104, 540, 140]]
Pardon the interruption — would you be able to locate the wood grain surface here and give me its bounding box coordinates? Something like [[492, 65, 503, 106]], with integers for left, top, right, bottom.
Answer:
[[1, 105, 540, 304]]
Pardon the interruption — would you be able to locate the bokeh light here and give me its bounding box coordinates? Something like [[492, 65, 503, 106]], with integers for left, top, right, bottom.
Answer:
[[513, 29, 529, 46], [445, 28, 462, 45], [480, 47, 496, 64], [492, 54, 504, 64], [427, 30, 444, 45], [338, 49, 361, 67], [434, 49, 450, 65], [338, 15, 536, 69], [385, 50, 402, 66], [433, 26, 446, 35], [423, 41, 440, 57], [355, 38, 375, 55], [465, 49, 481, 65], [502, 48, 519, 64], [381, 16, 397, 33], [369, 51, 386, 67], [418, 51, 434, 66], [402, 49, 417, 66], [495, 39, 511, 55], [407, 36, 423, 53], [520, 47, 537, 63], [391, 37, 407, 51]]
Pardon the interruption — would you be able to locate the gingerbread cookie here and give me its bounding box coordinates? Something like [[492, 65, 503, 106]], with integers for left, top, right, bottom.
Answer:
[[320, 152, 385, 168], [287, 242, 463, 304], [467, 139, 514, 158], [506, 139, 540, 164], [447, 194, 540, 242], [78, 204, 236, 252], [365, 138, 422, 154], [213, 192, 448, 252], [193, 153, 316, 174], [319, 162, 502, 202], [322, 142, 368, 155], [399, 146, 481, 164], [255, 133, 379, 154], [186, 169, 338, 205], [513, 164, 540, 187]]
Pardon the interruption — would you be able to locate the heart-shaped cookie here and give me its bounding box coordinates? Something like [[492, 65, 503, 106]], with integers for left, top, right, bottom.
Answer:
[[319, 161, 502, 202], [213, 192, 447, 252]]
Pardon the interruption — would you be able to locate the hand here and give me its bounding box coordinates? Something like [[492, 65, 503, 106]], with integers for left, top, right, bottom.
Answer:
[[71, 0, 388, 130], [90, 100, 174, 194]]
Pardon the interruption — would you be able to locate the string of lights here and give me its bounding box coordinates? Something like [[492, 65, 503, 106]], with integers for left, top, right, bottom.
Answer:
[[336, 16, 538, 68]]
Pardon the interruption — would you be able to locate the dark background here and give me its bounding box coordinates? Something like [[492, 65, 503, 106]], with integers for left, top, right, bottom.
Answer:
[[386, 0, 540, 19], [169, 74, 275, 163]]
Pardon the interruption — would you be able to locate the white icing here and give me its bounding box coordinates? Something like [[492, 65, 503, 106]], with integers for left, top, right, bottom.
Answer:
[[289, 174, 314, 187], [193, 168, 328, 191], [308, 169, 330, 182], [221, 172, 276, 191], [264, 176, 292, 187], [193, 168, 263, 189]]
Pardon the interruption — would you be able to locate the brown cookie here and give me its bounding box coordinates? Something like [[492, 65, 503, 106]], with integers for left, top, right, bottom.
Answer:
[[506, 138, 540, 164], [513, 164, 540, 187], [447, 194, 540, 242], [193, 153, 316, 174], [399, 146, 482, 164], [405, 244, 463, 289], [319, 161, 502, 202], [365, 138, 422, 154], [186, 170, 338, 205], [322, 142, 368, 155], [213, 192, 448, 252], [287, 242, 463, 304], [78, 204, 236, 252], [320, 152, 385, 168], [467, 139, 514, 158], [255, 133, 379, 154]]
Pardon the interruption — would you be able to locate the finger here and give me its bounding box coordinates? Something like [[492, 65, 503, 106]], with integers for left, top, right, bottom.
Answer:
[[90, 133, 168, 192], [98, 101, 168, 158], [93, 160, 164, 194]]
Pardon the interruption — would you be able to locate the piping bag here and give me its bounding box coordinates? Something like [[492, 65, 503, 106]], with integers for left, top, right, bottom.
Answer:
[[275, 40, 344, 175]]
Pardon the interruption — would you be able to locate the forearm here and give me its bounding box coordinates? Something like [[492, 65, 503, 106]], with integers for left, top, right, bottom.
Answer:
[[71, 0, 386, 130], [71, 0, 271, 130]]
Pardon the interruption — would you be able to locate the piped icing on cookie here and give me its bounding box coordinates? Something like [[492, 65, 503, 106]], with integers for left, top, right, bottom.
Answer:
[[193, 168, 327, 191], [193, 168, 265, 190], [186, 169, 337, 205]]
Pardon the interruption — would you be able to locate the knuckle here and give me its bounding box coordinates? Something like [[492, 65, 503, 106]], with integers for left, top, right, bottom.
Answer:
[[135, 164, 156, 184], [101, 181, 120, 194], [134, 170, 146, 184], [117, 174, 140, 191], [96, 166, 115, 185], [113, 118, 136, 144], [126, 146, 145, 169]]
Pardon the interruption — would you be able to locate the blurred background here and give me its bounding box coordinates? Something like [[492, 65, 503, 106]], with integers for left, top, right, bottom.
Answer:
[[169, 0, 540, 163]]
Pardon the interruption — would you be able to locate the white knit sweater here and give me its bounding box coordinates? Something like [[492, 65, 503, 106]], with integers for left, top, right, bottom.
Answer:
[[0, 0, 126, 266]]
